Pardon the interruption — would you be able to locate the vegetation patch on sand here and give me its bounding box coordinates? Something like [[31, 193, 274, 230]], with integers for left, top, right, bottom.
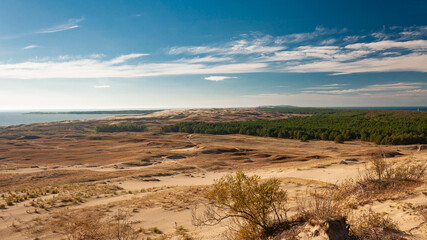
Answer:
[[95, 124, 147, 133]]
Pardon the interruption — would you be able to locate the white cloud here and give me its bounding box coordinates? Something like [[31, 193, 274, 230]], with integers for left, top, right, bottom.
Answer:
[[169, 34, 285, 56], [175, 56, 232, 63], [108, 53, 149, 64], [94, 85, 110, 88], [285, 53, 427, 74], [274, 26, 341, 44], [304, 83, 348, 90], [22, 45, 39, 50], [240, 91, 426, 107], [204, 76, 237, 81], [304, 82, 425, 94], [169, 46, 221, 55], [2, 26, 427, 79], [0, 56, 267, 79], [89, 54, 105, 59], [319, 39, 336, 45], [37, 17, 84, 34], [371, 32, 389, 40], [343, 35, 364, 42], [345, 40, 427, 51]]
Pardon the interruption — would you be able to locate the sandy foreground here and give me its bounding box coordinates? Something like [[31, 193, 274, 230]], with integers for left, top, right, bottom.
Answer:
[[0, 109, 426, 239]]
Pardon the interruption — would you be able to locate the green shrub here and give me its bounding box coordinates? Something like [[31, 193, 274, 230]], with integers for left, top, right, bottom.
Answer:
[[193, 170, 288, 239]]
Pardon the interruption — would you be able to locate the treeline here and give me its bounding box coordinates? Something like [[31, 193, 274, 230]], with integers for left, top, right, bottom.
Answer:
[[95, 124, 147, 133], [162, 110, 427, 145], [258, 106, 338, 114]]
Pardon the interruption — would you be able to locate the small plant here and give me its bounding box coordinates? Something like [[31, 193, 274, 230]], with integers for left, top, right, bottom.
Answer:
[[348, 209, 399, 239], [175, 224, 185, 232], [0, 204, 6, 209], [150, 227, 162, 234], [296, 187, 346, 221], [359, 152, 427, 195]]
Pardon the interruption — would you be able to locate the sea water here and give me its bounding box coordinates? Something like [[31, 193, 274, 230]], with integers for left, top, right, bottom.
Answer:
[[0, 111, 137, 127]]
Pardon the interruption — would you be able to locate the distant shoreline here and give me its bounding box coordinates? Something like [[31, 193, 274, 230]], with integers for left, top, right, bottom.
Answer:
[[26, 110, 163, 115], [24, 106, 427, 114]]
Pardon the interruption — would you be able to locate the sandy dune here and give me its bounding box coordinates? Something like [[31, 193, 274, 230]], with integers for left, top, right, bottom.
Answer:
[[0, 108, 425, 239]]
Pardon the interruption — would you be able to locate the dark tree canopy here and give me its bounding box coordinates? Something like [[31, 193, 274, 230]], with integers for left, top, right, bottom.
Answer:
[[162, 109, 427, 145]]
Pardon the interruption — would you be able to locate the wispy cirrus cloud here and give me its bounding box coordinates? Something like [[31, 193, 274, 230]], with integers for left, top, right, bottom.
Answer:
[[274, 26, 342, 44], [285, 52, 427, 74], [240, 90, 426, 107], [36, 17, 84, 34], [175, 56, 232, 63], [1, 25, 427, 79], [22, 45, 39, 50], [108, 53, 149, 64], [0, 53, 266, 79], [304, 83, 348, 90], [303, 82, 425, 94], [168, 26, 427, 75], [242, 82, 426, 106], [204, 76, 237, 81], [94, 85, 110, 88], [169, 34, 285, 56]]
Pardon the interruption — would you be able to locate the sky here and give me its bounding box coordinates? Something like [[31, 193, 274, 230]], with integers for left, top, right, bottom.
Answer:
[[0, 0, 426, 110]]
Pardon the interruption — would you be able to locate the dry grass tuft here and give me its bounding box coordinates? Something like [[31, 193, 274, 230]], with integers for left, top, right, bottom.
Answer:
[[347, 209, 401, 240], [49, 208, 141, 240], [1, 183, 123, 210]]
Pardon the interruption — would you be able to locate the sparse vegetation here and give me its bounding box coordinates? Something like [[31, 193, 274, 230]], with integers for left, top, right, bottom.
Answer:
[[149, 227, 162, 234], [50, 208, 140, 240], [347, 209, 400, 240], [95, 124, 147, 133], [358, 152, 426, 195], [1, 183, 123, 210], [193, 163, 422, 239]]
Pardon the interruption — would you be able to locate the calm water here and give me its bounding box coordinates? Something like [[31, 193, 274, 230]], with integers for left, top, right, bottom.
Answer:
[[0, 112, 137, 127]]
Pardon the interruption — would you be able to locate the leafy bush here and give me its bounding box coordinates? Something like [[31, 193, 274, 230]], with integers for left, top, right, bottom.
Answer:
[[192, 170, 288, 239]]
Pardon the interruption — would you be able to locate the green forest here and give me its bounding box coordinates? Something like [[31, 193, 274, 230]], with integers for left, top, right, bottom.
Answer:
[[95, 124, 147, 133], [162, 109, 427, 145]]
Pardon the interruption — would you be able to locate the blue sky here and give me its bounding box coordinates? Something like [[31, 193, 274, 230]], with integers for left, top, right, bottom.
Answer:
[[0, 0, 426, 110]]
